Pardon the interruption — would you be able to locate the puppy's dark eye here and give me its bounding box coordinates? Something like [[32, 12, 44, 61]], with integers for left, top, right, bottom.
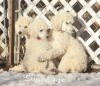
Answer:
[[72, 29, 75, 32], [19, 25, 21, 27], [47, 29, 50, 33], [40, 29, 43, 32], [66, 22, 68, 24], [24, 26, 27, 28]]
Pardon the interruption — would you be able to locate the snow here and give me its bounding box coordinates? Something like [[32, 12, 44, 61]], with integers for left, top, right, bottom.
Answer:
[[0, 70, 100, 86]]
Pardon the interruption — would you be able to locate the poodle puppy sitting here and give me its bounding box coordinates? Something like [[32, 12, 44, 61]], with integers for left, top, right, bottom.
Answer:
[[58, 21, 87, 73], [15, 16, 34, 60], [9, 17, 56, 74], [38, 11, 88, 73]]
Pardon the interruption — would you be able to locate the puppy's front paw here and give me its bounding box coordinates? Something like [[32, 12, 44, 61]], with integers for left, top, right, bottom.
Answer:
[[9, 65, 25, 73], [38, 57, 47, 62]]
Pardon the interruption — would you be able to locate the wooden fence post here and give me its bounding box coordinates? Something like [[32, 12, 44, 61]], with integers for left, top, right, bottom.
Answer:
[[7, 0, 15, 67]]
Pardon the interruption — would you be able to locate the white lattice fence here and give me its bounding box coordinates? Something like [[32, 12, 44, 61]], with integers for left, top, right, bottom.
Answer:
[[16, 0, 100, 64], [0, 0, 8, 59]]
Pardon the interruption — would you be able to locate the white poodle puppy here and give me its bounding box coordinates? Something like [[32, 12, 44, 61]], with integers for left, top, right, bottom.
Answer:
[[9, 17, 56, 74], [58, 21, 87, 73], [39, 11, 88, 73]]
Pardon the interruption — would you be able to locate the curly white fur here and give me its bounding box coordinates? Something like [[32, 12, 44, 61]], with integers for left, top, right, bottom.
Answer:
[[58, 33, 87, 73]]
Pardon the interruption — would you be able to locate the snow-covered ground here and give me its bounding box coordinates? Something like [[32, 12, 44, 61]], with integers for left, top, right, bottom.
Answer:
[[0, 70, 100, 86]]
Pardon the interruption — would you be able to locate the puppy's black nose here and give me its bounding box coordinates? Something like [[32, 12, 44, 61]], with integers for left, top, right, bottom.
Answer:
[[47, 29, 50, 33], [46, 36, 49, 39], [19, 31, 22, 34]]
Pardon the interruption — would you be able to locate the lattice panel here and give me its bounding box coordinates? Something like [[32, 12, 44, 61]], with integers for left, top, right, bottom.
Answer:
[[0, 0, 8, 59], [17, 0, 100, 64]]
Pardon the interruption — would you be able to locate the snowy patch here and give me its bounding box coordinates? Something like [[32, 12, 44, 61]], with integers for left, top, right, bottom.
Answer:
[[0, 71, 100, 86]]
